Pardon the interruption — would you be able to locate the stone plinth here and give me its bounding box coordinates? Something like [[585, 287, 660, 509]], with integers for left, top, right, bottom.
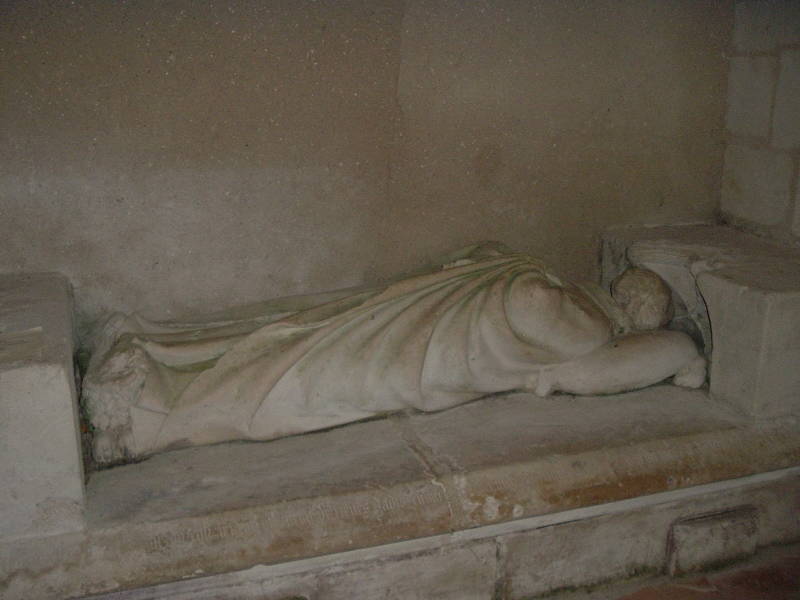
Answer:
[[83, 470, 800, 600], [3, 385, 800, 599], [603, 224, 800, 418], [0, 273, 84, 541], [667, 506, 758, 576]]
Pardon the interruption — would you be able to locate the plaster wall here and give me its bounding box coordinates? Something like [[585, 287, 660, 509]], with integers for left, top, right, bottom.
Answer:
[[0, 1, 731, 331], [721, 0, 800, 242]]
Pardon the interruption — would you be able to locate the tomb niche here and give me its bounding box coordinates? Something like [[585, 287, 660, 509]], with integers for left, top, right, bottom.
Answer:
[[2, 227, 800, 600]]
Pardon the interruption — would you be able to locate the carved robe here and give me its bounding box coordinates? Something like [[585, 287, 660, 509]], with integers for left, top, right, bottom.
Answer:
[[84, 246, 629, 461]]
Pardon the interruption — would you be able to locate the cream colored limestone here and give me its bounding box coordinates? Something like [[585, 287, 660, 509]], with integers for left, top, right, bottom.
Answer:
[[83, 244, 705, 464], [698, 266, 800, 418], [603, 224, 800, 418], [3, 389, 798, 599], [0, 273, 84, 541], [667, 507, 758, 576], [61, 472, 800, 600]]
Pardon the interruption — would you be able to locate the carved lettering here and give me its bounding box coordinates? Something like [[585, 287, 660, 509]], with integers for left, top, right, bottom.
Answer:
[[142, 485, 448, 554]]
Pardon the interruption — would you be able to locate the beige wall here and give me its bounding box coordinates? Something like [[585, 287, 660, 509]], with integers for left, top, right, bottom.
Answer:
[[0, 1, 732, 331], [721, 0, 800, 243]]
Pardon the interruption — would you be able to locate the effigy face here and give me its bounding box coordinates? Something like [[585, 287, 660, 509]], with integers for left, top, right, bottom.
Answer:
[[82, 243, 705, 465]]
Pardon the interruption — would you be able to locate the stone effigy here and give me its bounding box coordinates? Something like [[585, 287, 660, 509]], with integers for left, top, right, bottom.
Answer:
[[83, 243, 706, 464]]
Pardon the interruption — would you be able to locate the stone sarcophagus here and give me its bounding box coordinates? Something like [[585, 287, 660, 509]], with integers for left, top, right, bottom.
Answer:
[[1, 225, 799, 600]]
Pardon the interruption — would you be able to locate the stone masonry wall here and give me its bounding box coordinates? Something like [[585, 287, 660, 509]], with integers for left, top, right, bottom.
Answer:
[[722, 1, 800, 242]]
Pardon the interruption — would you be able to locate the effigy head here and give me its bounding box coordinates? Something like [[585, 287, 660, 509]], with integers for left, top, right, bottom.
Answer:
[[611, 267, 673, 331]]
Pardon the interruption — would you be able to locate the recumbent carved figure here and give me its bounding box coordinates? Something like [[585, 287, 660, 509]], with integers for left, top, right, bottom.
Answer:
[[83, 243, 706, 464]]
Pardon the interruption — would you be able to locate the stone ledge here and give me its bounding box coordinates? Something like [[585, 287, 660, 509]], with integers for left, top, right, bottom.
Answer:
[[2, 385, 799, 599]]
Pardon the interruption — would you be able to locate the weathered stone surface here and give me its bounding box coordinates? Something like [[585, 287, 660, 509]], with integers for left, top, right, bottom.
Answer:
[[4, 233, 799, 600], [95, 539, 497, 600], [87, 418, 436, 527], [403, 388, 800, 530], [772, 49, 800, 149], [268, 541, 497, 600], [2, 270, 799, 600], [721, 144, 793, 226], [501, 471, 800, 599], [753, 471, 800, 545], [667, 506, 758, 576], [82, 245, 706, 465], [2, 384, 800, 599], [0, 273, 84, 541], [501, 506, 670, 597], [76, 418, 452, 593], [73, 468, 800, 600], [734, 0, 800, 52], [602, 224, 800, 416], [697, 265, 800, 418], [726, 56, 777, 138]]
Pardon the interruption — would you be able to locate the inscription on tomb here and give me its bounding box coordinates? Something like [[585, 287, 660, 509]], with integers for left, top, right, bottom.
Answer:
[[144, 485, 448, 554]]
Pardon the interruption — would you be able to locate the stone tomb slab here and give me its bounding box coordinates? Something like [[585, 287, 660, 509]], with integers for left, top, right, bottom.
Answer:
[[5, 384, 800, 599], [401, 387, 800, 529], [86, 417, 451, 557]]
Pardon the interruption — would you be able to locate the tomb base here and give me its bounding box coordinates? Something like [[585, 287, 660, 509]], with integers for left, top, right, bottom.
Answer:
[[83, 469, 800, 599], [1, 386, 799, 599], [2, 225, 800, 598]]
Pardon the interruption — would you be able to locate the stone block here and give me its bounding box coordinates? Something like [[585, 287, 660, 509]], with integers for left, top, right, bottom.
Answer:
[[95, 540, 497, 600], [772, 49, 800, 149], [499, 472, 799, 599], [697, 265, 800, 418], [3, 389, 800, 599], [753, 471, 800, 545], [734, 0, 800, 53], [721, 144, 793, 226], [255, 540, 497, 600], [726, 56, 777, 138], [501, 509, 670, 597], [667, 506, 758, 576], [0, 273, 84, 540]]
